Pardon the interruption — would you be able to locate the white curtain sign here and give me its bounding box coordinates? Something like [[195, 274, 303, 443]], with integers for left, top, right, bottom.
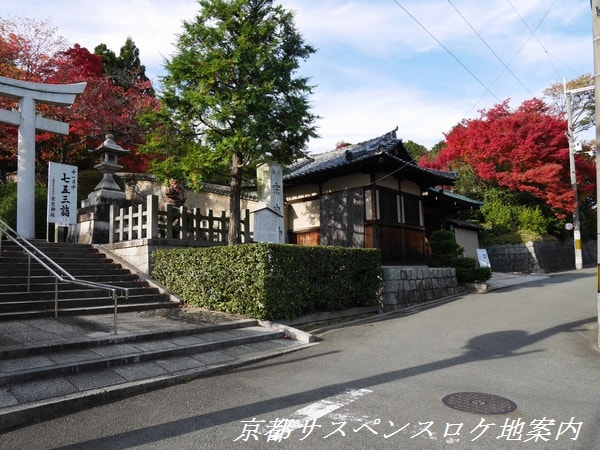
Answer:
[[47, 162, 78, 226]]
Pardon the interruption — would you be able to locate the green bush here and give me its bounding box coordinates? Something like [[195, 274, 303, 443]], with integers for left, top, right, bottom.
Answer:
[[517, 206, 548, 236], [478, 188, 557, 244], [429, 230, 491, 283], [0, 183, 48, 238], [481, 190, 515, 235], [151, 243, 382, 320], [451, 256, 492, 283], [428, 230, 463, 266]]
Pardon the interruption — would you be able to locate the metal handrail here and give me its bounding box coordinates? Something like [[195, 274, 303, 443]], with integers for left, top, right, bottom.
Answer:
[[0, 218, 128, 334]]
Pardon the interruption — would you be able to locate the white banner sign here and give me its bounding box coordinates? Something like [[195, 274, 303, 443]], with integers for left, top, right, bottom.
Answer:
[[47, 162, 78, 226]]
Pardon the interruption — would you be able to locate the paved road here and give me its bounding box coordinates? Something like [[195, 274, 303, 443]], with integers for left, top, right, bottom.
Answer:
[[2, 269, 599, 449]]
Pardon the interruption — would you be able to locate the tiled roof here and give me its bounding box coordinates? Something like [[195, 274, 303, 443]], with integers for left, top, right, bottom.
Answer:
[[284, 128, 456, 187], [427, 187, 483, 207], [202, 182, 258, 201]]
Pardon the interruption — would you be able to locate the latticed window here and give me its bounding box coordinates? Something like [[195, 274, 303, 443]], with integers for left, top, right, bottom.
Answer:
[[403, 194, 422, 226], [376, 188, 400, 223], [372, 188, 422, 226]]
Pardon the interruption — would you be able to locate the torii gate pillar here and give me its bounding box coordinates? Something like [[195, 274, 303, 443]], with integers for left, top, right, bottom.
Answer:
[[0, 76, 86, 239]]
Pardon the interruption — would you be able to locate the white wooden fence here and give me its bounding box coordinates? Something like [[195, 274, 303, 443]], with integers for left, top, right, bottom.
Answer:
[[109, 195, 251, 244]]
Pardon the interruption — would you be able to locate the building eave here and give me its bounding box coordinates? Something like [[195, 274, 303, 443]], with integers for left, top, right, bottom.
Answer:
[[284, 129, 456, 188]]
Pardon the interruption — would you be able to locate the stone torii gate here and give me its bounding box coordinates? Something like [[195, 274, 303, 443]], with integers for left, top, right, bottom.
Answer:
[[0, 76, 86, 239]]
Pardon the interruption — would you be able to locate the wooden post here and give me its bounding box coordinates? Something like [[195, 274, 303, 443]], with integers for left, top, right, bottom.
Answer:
[[192, 208, 201, 240], [220, 211, 228, 243], [165, 204, 173, 239], [109, 204, 118, 243], [242, 209, 250, 243], [180, 206, 188, 240], [126, 205, 134, 241], [118, 207, 125, 242], [207, 210, 214, 241], [134, 203, 143, 240]]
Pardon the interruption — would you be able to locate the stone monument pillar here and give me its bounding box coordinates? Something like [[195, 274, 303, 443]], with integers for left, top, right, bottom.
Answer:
[[253, 162, 285, 243], [68, 134, 130, 244]]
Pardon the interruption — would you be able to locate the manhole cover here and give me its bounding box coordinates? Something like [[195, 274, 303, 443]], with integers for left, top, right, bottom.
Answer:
[[442, 392, 517, 415]]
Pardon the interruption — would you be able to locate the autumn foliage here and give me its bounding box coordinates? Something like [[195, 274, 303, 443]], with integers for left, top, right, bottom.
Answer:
[[0, 18, 159, 180], [421, 99, 595, 218]]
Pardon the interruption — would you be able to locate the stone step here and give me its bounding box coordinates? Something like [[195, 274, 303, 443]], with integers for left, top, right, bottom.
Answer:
[[0, 326, 284, 386], [0, 286, 163, 300], [0, 313, 315, 432], [0, 274, 139, 285], [0, 301, 177, 321], [0, 292, 171, 311], [0, 265, 132, 277], [0, 278, 146, 291], [0, 241, 177, 319], [2, 240, 96, 251], [0, 318, 261, 358]]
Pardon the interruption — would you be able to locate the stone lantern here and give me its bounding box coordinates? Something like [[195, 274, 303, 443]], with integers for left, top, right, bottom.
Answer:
[[85, 134, 130, 205], [68, 134, 132, 244]]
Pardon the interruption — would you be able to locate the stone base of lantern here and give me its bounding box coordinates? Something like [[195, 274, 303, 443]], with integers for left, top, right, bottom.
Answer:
[[67, 194, 130, 244], [83, 188, 126, 207]]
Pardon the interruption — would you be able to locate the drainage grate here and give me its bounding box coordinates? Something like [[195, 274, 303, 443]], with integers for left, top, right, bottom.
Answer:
[[442, 392, 517, 415]]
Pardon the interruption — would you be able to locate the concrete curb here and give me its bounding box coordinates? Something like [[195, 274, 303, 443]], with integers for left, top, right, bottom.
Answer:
[[258, 320, 317, 343], [309, 293, 466, 336]]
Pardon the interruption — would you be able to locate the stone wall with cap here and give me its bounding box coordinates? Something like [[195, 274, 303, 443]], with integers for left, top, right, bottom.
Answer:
[[484, 240, 597, 273], [381, 266, 458, 310]]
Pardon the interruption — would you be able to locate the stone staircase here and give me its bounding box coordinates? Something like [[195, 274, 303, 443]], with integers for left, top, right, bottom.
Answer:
[[0, 240, 177, 320], [0, 240, 315, 431], [0, 310, 314, 432]]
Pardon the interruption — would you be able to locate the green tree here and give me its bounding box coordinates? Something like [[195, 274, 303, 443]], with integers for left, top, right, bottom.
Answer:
[[403, 139, 428, 161], [94, 37, 153, 94], [140, 0, 318, 244], [419, 140, 445, 164]]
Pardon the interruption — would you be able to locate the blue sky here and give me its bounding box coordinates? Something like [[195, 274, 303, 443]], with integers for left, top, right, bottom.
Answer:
[[5, 0, 593, 153]]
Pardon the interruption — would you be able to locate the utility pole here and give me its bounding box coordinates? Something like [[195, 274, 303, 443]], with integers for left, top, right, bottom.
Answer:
[[592, 1, 600, 348], [565, 84, 593, 270]]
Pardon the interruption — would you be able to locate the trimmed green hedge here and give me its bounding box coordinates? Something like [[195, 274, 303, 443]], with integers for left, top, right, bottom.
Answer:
[[452, 256, 492, 283], [151, 243, 382, 320]]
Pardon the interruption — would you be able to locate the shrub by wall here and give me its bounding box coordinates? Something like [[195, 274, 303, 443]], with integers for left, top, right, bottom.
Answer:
[[0, 183, 48, 238], [428, 230, 491, 283], [151, 243, 382, 320]]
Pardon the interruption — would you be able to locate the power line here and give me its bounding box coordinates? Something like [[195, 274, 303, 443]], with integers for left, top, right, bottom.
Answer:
[[447, 0, 534, 96], [391, 0, 501, 103], [505, 0, 563, 81], [463, 0, 562, 118]]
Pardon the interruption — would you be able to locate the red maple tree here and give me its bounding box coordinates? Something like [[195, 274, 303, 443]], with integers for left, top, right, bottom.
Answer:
[[421, 99, 595, 218], [0, 18, 159, 180], [38, 44, 159, 172]]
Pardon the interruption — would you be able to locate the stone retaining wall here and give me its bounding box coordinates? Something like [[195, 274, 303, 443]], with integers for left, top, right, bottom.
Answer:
[[485, 240, 597, 274], [99, 238, 215, 274], [381, 266, 458, 311]]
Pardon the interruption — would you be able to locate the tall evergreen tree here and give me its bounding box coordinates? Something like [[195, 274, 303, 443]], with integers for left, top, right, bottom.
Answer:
[[140, 0, 318, 244], [94, 37, 153, 95]]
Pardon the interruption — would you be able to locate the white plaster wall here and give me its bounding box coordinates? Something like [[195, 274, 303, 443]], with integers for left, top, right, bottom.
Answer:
[[454, 228, 480, 259], [322, 174, 370, 193], [288, 199, 320, 231]]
